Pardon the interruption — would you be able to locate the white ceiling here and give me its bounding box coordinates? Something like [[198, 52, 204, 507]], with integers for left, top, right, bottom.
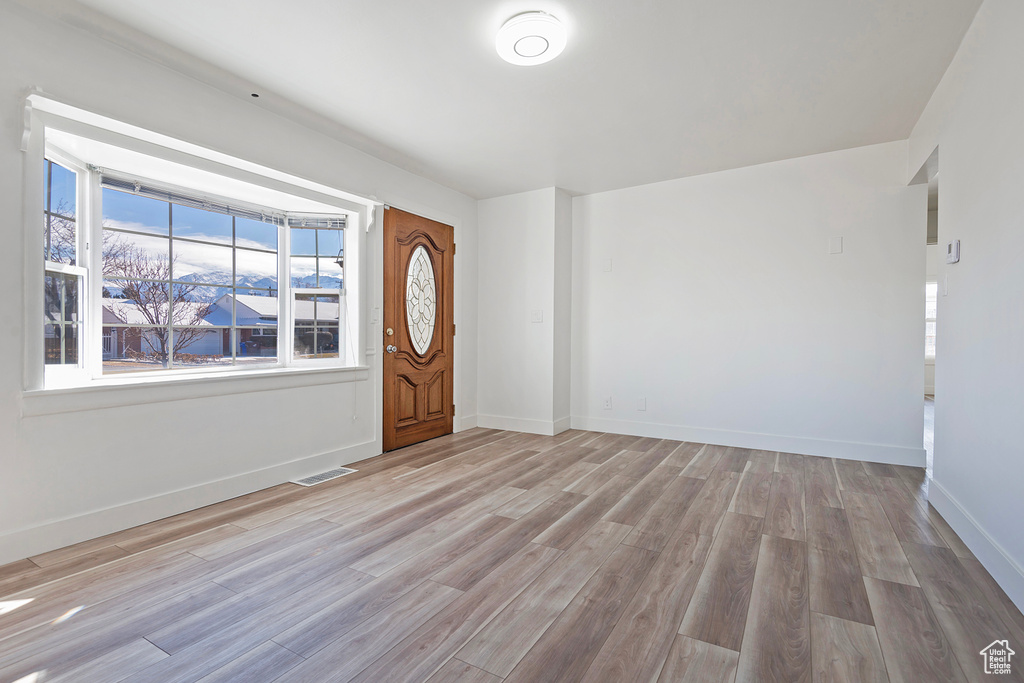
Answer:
[[69, 0, 981, 199]]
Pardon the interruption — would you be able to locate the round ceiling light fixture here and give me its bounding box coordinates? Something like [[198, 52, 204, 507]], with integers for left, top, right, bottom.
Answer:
[[496, 11, 567, 66]]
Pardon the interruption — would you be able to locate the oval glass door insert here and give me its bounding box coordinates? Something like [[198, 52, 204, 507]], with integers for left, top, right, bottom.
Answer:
[[406, 245, 437, 355]]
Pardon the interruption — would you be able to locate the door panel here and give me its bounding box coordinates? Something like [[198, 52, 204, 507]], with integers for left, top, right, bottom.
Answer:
[[383, 207, 454, 451]]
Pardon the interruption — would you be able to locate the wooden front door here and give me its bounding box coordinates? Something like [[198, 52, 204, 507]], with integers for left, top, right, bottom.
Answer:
[[382, 207, 455, 452]]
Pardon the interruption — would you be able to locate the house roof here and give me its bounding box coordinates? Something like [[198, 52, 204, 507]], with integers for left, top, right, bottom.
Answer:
[[102, 300, 215, 327], [228, 293, 339, 325]]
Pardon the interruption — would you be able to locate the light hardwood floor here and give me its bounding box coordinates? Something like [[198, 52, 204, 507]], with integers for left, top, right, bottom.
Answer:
[[1, 428, 1021, 682]]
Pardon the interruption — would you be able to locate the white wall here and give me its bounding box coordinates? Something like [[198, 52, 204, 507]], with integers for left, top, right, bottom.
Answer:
[[477, 187, 571, 435], [571, 141, 926, 465], [907, 0, 1024, 611], [0, 1, 478, 565]]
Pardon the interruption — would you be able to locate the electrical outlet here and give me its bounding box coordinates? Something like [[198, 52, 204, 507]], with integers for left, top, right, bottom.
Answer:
[[603, 396, 612, 410], [637, 398, 646, 411]]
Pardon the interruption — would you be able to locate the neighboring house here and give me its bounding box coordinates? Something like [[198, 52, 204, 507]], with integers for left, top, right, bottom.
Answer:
[[102, 299, 225, 359], [101, 293, 340, 361]]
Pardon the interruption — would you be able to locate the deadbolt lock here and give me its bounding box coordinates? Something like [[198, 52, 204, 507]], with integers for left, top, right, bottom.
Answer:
[[386, 327, 394, 336]]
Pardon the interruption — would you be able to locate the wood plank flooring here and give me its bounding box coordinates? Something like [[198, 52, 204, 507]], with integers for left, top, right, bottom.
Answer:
[[1, 428, 1021, 682]]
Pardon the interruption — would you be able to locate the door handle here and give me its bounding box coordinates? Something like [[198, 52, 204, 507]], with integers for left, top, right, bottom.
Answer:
[[386, 345, 397, 353]]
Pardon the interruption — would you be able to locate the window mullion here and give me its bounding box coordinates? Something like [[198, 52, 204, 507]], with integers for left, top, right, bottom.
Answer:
[[231, 216, 238, 366], [167, 202, 174, 370], [280, 220, 293, 365], [86, 165, 104, 377]]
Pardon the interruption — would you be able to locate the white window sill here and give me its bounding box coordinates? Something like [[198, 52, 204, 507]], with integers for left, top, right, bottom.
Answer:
[[23, 365, 370, 417]]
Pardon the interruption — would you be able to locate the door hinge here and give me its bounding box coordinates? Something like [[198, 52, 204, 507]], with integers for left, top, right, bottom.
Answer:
[[453, 323, 456, 336], [453, 242, 456, 255]]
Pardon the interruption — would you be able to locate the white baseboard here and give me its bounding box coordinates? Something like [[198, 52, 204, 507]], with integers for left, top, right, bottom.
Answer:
[[0, 440, 380, 567], [570, 416, 925, 466], [477, 414, 570, 437], [929, 478, 1024, 614], [458, 414, 479, 431], [553, 416, 571, 435]]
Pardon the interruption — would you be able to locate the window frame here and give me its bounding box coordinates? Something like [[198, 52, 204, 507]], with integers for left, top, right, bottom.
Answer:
[[27, 103, 369, 391], [42, 149, 91, 382], [96, 171, 289, 376]]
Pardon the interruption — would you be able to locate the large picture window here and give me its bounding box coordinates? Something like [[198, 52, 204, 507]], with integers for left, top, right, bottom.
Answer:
[[100, 179, 287, 373], [41, 151, 352, 383]]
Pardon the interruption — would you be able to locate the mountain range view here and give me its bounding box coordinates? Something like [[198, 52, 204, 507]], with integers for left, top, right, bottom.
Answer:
[[103, 271, 342, 302]]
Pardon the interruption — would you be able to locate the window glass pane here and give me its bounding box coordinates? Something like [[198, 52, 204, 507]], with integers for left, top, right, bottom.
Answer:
[[102, 188, 169, 235], [294, 293, 340, 359], [104, 279, 169, 327], [102, 326, 166, 373], [294, 326, 340, 359], [290, 227, 317, 256], [44, 324, 62, 365], [290, 256, 318, 288], [63, 275, 79, 322], [103, 231, 170, 279], [172, 204, 233, 245], [45, 274, 62, 322], [172, 240, 232, 286], [237, 327, 278, 364], [236, 217, 277, 251], [62, 324, 79, 365], [925, 321, 937, 357], [316, 229, 343, 258], [44, 273, 79, 323], [233, 292, 278, 326], [173, 327, 231, 367], [43, 271, 81, 367], [46, 214, 77, 265], [45, 161, 77, 265], [43, 323, 79, 365], [48, 161, 77, 218], [294, 293, 340, 324], [184, 287, 228, 326], [170, 286, 222, 327], [236, 249, 278, 291], [317, 257, 343, 289]]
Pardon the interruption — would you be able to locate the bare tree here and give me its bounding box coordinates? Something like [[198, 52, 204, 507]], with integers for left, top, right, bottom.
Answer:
[[46, 200, 218, 367], [102, 241, 215, 365]]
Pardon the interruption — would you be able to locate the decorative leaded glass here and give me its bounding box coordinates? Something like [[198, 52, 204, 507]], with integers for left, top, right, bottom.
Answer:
[[406, 245, 436, 355]]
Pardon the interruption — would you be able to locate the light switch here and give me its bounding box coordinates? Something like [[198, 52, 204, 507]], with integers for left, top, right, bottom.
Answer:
[[602, 258, 613, 272], [370, 307, 380, 324], [828, 237, 843, 254], [531, 309, 544, 323]]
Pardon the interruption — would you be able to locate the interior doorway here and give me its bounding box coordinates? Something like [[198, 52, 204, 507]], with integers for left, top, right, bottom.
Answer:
[[923, 172, 939, 473]]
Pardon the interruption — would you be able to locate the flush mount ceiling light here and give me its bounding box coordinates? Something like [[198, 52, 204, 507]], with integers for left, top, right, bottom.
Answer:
[[496, 11, 567, 66]]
